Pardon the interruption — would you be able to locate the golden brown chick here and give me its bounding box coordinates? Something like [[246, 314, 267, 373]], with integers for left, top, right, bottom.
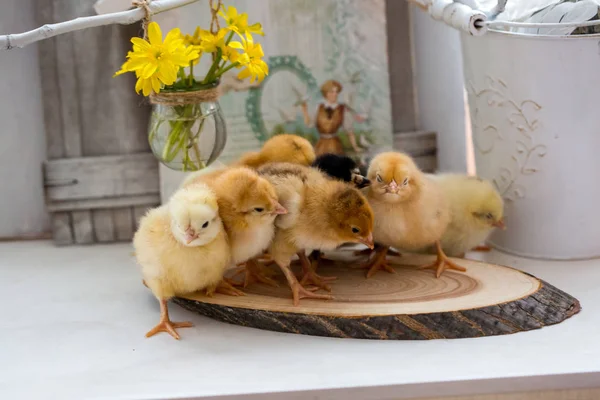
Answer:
[[426, 173, 505, 257], [363, 152, 467, 278], [257, 162, 374, 305], [133, 183, 233, 340], [236, 134, 316, 169], [184, 166, 287, 287]]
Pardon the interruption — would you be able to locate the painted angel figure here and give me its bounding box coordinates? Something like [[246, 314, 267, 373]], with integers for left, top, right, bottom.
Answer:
[[300, 79, 365, 156]]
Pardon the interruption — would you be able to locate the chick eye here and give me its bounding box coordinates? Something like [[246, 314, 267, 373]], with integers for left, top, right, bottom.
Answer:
[[402, 178, 409, 186], [486, 213, 493, 220], [254, 207, 264, 213], [376, 174, 383, 183], [351, 227, 360, 234], [202, 221, 209, 228]]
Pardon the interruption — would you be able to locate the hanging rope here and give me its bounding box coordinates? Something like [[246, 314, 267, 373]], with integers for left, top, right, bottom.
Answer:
[[132, 0, 153, 39], [209, 0, 222, 34], [209, 0, 223, 62]]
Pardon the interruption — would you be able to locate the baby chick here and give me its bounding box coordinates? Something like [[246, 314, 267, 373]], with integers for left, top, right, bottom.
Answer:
[[134, 183, 232, 340], [363, 152, 467, 278], [426, 173, 505, 257], [312, 153, 371, 189], [185, 166, 287, 287], [258, 162, 374, 305], [236, 134, 316, 169], [308, 154, 371, 267]]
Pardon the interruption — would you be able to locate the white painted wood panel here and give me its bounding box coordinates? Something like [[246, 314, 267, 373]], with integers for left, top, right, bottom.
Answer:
[[0, 0, 50, 238]]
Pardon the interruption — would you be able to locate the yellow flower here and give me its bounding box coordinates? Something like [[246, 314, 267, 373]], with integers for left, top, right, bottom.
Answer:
[[198, 28, 228, 53], [115, 22, 199, 96], [218, 5, 265, 36], [221, 44, 248, 65], [182, 27, 203, 65], [183, 26, 202, 46], [229, 33, 269, 83]]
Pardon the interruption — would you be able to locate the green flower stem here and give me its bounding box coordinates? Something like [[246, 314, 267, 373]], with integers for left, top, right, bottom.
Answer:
[[217, 32, 235, 71], [202, 47, 223, 84], [178, 68, 186, 83], [192, 143, 204, 169], [214, 62, 238, 79], [188, 62, 195, 87], [225, 31, 234, 45]]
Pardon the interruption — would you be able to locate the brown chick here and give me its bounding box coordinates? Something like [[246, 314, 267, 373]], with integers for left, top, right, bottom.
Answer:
[[236, 134, 316, 169], [185, 166, 287, 287], [363, 152, 467, 278], [134, 183, 233, 340], [257, 162, 374, 305]]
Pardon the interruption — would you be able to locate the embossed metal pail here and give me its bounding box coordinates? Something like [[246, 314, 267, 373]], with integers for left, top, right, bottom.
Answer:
[[461, 31, 600, 260]]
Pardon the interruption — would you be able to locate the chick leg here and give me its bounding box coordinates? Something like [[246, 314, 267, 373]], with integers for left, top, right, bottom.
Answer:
[[145, 298, 193, 340], [277, 262, 333, 306], [418, 241, 467, 278], [357, 245, 396, 278], [297, 252, 337, 292], [230, 259, 279, 288]]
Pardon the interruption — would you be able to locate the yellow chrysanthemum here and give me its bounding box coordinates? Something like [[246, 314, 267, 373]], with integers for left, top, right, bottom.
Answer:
[[229, 33, 269, 83], [218, 5, 265, 36], [198, 28, 228, 53], [114, 22, 199, 96]]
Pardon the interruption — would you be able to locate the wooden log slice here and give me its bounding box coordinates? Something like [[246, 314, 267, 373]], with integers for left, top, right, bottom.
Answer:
[[174, 251, 581, 340]]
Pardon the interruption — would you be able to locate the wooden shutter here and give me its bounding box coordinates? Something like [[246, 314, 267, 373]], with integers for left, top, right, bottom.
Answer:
[[36, 0, 160, 245], [386, 0, 437, 171]]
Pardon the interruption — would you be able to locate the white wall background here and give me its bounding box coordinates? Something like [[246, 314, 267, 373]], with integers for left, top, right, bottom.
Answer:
[[0, 0, 49, 238], [411, 7, 469, 174]]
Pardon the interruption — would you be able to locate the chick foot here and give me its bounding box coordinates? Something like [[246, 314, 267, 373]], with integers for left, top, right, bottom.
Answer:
[[472, 245, 492, 252], [256, 251, 273, 262], [297, 252, 337, 292], [357, 245, 396, 278], [418, 241, 467, 278], [206, 279, 245, 297], [354, 247, 401, 257], [277, 263, 333, 306], [146, 299, 193, 340], [231, 259, 279, 288]]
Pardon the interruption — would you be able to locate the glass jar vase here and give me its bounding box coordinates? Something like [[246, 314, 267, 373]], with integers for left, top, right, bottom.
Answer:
[[148, 85, 226, 171]]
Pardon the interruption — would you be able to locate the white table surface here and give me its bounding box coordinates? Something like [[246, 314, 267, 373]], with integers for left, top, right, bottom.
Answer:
[[0, 241, 598, 400]]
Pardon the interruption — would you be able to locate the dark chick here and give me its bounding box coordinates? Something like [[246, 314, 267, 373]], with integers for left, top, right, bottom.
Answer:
[[311, 153, 371, 189]]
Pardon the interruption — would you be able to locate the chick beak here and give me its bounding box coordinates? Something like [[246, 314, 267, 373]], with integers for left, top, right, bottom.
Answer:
[[493, 219, 506, 230], [184, 228, 196, 244], [351, 172, 371, 189], [386, 180, 399, 193], [358, 233, 374, 249], [272, 203, 287, 215]]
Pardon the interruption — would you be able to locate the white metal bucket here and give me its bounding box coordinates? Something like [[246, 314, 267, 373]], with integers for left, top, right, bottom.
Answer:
[[461, 31, 600, 260]]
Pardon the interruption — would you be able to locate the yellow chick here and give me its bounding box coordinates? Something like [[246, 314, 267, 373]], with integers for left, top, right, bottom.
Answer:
[[363, 152, 467, 278], [426, 173, 505, 257], [236, 134, 316, 169], [258, 162, 374, 305], [185, 167, 287, 287], [133, 183, 231, 340]]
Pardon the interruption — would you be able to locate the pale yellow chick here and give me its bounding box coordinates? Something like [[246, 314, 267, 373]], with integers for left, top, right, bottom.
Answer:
[[363, 152, 467, 278], [185, 167, 287, 287], [258, 162, 374, 305], [426, 173, 505, 257], [236, 134, 316, 169], [134, 183, 231, 340]]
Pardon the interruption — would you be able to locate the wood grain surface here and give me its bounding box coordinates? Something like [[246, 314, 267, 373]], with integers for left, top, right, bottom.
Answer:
[[174, 250, 581, 340]]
